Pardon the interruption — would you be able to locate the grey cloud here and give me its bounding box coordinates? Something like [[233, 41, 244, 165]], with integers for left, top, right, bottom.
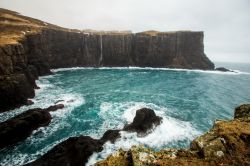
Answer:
[[1, 0, 250, 62]]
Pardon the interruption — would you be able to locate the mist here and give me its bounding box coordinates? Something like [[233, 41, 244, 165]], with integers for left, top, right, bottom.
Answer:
[[1, 0, 250, 63]]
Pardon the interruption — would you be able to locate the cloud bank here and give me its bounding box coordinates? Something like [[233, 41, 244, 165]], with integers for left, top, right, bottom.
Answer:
[[1, 0, 250, 62]]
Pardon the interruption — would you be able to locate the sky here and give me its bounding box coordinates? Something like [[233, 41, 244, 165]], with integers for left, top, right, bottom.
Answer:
[[1, 0, 250, 63]]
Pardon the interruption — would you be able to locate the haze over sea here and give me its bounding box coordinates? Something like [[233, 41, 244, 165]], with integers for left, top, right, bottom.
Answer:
[[0, 62, 250, 165]]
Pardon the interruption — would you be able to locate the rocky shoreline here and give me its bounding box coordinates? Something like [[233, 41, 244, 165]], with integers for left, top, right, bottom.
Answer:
[[1, 103, 249, 166], [95, 104, 250, 166]]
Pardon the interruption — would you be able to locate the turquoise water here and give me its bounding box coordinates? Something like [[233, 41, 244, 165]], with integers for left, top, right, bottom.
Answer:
[[0, 62, 250, 165]]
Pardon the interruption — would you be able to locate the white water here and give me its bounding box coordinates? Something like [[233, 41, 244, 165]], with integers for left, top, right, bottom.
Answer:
[[51, 66, 250, 75], [87, 102, 201, 166]]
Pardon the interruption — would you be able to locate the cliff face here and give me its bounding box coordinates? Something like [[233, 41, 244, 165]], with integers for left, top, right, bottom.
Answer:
[[0, 9, 214, 112]]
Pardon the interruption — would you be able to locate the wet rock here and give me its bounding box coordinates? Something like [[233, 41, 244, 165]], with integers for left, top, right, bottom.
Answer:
[[55, 100, 64, 104], [45, 104, 64, 112], [215, 67, 231, 72], [26, 99, 34, 106], [0, 108, 51, 149], [100, 130, 121, 143], [234, 104, 250, 119], [27, 136, 103, 166], [123, 108, 162, 136]]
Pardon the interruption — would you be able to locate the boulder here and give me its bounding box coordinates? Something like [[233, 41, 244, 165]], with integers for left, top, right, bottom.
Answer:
[[100, 129, 121, 143], [0, 108, 51, 149], [234, 104, 250, 119], [123, 108, 162, 136], [26, 136, 103, 166]]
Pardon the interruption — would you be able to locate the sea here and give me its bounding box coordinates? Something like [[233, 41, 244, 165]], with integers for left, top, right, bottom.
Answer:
[[0, 62, 250, 165]]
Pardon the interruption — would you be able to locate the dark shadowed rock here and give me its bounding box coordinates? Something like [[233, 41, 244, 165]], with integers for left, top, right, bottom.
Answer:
[[0, 108, 51, 149], [0, 74, 35, 112], [101, 130, 121, 143], [26, 136, 103, 166], [234, 104, 250, 119], [26, 99, 34, 106], [215, 67, 231, 72], [45, 104, 64, 112], [123, 108, 162, 136]]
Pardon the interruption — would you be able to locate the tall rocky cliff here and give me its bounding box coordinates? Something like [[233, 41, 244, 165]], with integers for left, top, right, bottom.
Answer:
[[0, 9, 214, 112]]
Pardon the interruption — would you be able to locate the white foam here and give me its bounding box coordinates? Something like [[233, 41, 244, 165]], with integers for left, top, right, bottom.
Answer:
[[51, 66, 250, 75], [87, 101, 201, 165]]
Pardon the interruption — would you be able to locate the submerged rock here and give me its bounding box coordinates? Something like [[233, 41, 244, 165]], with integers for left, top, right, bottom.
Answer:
[[0, 108, 51, 149], [215, 67, 232, 72], [26, 136, 103, 166], [45, 104, 64, 112], [123, 108, 162, 136], [95, 103, 250, 165]]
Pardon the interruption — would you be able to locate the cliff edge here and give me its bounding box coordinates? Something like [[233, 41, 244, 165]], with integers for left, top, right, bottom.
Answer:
[[0, 8, 214, 112]]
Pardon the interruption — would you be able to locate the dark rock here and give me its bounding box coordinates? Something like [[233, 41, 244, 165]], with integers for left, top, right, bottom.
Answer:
[[0, 74, 35, 112], [26, 136, 103, 166], [215, 67, 231, 72], [123, 108, 162, 136], [45, 104, 64, 112], [26, 99, 34, 106], [55, 100, 64, 104], [0, 108, 51, 149], [101, 130, 121, 143], [234, 104, 250, 119]]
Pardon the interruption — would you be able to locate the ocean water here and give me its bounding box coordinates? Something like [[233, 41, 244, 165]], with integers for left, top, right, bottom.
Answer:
[[0, 62, 250, 165]]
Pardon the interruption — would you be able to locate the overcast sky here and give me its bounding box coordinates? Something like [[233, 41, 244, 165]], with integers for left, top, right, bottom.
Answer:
[[1, 0, 250, 63]]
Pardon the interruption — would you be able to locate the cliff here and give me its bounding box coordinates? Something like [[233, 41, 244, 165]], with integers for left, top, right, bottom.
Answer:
[[0, 8, 214, 112], [95, 104, 250, 166]]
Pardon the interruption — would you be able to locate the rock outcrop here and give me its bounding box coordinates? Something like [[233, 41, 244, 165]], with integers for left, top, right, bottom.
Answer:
[[0, 108, 51, 149], [26, 136, 103, 166], [0, 8, 214, 112], [0, 104, 64, 149], [215, 67, 232, 72], [95, 103, 250, 166], [123, 108, 162, 136], [27, 108, 162, 166]]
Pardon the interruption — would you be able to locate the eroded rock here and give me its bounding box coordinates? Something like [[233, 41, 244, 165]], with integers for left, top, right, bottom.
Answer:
[[123, 108, 162, 136]]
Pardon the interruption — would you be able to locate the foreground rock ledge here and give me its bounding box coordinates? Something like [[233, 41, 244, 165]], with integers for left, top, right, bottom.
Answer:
[[95, 104, 250, 166]]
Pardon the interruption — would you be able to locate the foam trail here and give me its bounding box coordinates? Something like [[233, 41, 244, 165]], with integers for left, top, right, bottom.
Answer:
[[51, 66, 250, 75]]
